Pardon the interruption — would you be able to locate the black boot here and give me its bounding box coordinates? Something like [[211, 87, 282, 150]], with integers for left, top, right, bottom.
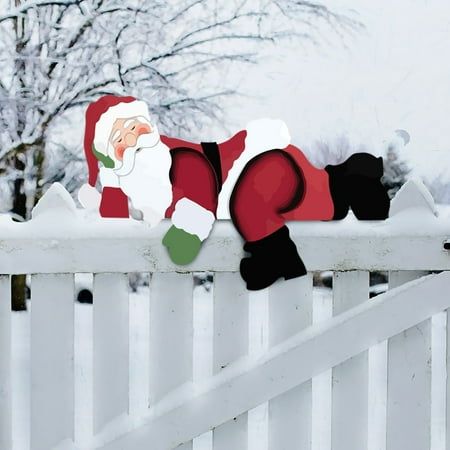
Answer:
[[240, 225, 307, 290], [325, 153, 390, 220]]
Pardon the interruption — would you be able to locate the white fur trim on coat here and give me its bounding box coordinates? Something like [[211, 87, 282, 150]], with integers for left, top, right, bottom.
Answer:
[[216, 118, 291, 219], [78, 183, 101, 210], [171, 197, 215, 241], [94, 100, 151, 156]]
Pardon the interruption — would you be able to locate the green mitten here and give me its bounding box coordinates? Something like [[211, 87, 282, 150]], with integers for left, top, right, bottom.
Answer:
[[162, 225, 202, 265]]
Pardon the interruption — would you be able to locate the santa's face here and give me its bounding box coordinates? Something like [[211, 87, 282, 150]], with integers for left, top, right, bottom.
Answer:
[[109, 116, 161, 177], [110, 117, 153, 160], [108, 116, 173, 219]]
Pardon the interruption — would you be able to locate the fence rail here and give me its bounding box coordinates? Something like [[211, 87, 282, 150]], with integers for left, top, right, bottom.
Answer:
[[0, 180, 449, 450]]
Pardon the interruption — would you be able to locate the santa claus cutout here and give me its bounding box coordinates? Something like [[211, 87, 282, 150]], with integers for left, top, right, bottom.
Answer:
[[79, 95, 390, 290]]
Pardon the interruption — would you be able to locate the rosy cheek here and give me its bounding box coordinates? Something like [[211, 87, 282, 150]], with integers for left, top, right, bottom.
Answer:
[[137, 124, 151, 136], [115, 145, 126, 161]]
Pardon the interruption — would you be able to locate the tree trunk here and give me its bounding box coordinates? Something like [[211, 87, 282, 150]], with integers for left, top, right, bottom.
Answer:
[[33, 146, 46, 208], [11, 167, 27, 310], [10, 144, 45, 311], [11, 154, 27, 311], [11, 275, 27, 312], [9, 0, 28, 311], [12, 154, 27, 219]]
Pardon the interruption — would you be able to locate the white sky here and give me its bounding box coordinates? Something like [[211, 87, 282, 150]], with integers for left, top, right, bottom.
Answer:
[[208, 0, 450, 182]]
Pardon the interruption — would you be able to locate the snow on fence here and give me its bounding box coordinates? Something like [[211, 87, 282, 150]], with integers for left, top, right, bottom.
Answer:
[[0, 179, 450, 450]]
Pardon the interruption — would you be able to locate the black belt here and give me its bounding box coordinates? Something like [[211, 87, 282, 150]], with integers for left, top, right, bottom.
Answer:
[[201, 141, 222, 192]]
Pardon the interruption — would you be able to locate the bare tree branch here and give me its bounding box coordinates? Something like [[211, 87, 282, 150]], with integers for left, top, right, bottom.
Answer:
[[0, 0, 81, 23], [175, 10, 268, 46], [165, 0, 204, 24]]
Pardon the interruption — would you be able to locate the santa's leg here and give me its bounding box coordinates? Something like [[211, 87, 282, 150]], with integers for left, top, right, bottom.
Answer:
[[325, 153, 390, 220], [230, 150, 307, 290]]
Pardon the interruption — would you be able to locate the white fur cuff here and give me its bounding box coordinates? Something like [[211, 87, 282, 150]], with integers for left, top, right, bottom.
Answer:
[[78, 183, 101, 210], [171, 197, 215, 241], [99, 167, 120, 188]]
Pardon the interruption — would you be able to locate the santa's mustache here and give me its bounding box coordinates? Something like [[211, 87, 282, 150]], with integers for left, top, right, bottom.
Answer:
[[114, 131, 161, 177]]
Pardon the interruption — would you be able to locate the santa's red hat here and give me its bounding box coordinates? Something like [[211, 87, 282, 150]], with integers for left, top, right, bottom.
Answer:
[[84, 95, 151, 187]]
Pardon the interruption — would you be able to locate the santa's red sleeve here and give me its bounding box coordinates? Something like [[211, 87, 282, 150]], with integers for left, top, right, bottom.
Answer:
[[99, 187, 129, 218], [95, 167, 130, 218], [164, 147, 218, 241]]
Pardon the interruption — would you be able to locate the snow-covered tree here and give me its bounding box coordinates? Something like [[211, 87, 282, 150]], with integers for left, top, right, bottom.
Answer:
[[309, 133, 359, 168], [0, 0, 357, 220], [426, 175, 450, 204], [381, 130, 410, 199]]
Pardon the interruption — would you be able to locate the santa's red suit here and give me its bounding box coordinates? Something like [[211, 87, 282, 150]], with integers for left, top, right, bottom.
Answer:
[[79, 95, 390, 290]]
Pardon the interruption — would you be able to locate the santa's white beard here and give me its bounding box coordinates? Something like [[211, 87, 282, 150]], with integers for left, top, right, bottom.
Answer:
[[114, 130, 162, 177], [118, 140, 173, 222]]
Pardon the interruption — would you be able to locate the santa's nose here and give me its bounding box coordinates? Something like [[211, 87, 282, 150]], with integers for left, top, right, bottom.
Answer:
[[124, 132, 137, 147]]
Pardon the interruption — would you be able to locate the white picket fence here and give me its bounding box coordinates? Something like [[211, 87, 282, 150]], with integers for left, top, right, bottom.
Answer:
[[0, 180, 450, 450]]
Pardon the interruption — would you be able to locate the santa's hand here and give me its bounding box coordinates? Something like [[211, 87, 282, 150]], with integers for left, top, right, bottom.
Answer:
[[162, 225, 202, 265]]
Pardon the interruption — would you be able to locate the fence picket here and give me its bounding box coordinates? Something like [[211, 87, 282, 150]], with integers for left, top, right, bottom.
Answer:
[[129, 276, 150, 421], [387, 270, 431, 450], [268, 274, 313, 450], [93, 273, 129, 433], [431, 311, 446, 450], [30, 273, 74, 450], [332, 270, 369, 450], [213, 272, 249, 450], [368, 340, 388, 450], [0, 276, 11, 450], [446, 308, 450, 450], [312, 282, 333, 450], [248, 289, 269, 450], [149, 272, 194, 449]]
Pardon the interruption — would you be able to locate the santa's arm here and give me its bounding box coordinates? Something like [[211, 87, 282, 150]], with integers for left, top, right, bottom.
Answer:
[[78, 167, 130, 218], [163, 149, 218, 265]]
